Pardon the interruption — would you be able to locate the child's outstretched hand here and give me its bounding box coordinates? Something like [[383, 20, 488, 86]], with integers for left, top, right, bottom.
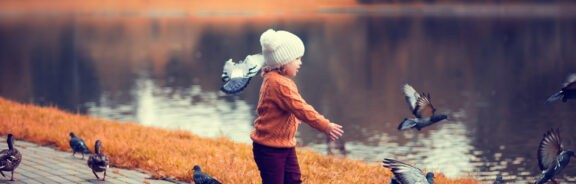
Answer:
[[325, 123, 344, 141]]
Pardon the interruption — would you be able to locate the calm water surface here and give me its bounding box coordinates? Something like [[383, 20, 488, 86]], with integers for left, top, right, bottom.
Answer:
[[1, 13, 576, 182]]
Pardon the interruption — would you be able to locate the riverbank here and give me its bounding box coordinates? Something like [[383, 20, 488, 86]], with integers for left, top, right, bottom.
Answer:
[[0, 139, 178, 183], [0, 97, 479, 183]]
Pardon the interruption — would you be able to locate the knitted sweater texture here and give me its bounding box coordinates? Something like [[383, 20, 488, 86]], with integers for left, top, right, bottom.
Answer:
[[250, 71, 331, 148]]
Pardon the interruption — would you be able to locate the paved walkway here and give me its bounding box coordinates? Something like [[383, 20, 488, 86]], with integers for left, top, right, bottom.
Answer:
[[0, 140, 181, 184]]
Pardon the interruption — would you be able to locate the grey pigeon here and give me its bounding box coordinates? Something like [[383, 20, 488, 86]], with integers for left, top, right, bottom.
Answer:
[[193, 165, 221, 184], [493, 174, 503, 184], [69, 132, 91, 159], [546, 73, 576, 103], [398, 84, 447, 131], [87, 140, 109, 181], [382, 158, 435, 184], [535, 128, 573, 184], [220, 54, 265, 94]]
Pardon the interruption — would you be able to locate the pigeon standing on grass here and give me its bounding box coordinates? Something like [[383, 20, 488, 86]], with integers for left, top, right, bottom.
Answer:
[[0, 134, 22, 181], [382, 158, 435, 184], [546, 73, 576, 103], [193, 165, 221, 184], [87, 140, 109, 181], [397, 84, 448, 131], [69, 132, 91, 159], [535, 128, 573, 184], [220, 54, 265, 94]]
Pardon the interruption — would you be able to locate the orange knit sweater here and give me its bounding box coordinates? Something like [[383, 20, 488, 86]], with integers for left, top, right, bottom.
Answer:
[[250, 71, 331, 148]]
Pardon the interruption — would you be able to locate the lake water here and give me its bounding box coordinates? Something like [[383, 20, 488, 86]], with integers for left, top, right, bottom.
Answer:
[[1, 10, 576, 183]]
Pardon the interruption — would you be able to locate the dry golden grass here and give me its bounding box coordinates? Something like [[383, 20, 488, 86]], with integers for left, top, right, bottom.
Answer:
[[0, 97, 481, 183]]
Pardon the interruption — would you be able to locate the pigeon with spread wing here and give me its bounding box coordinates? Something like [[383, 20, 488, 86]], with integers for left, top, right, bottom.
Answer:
[[546, 73, 576, 103], [383, 158, 435, 184], [535, 128, 573, 184], [220, 54, 265, 94], [398, 84, 448, 131]]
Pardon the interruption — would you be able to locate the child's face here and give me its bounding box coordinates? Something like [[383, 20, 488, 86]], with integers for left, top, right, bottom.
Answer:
[[285, 57, 302, 77]]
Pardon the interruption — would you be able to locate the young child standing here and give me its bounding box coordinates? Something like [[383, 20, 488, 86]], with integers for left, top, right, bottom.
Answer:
[[250, 29, 344, 184]]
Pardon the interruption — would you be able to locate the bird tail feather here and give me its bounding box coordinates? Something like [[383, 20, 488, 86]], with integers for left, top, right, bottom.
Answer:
[[545, 91, 563, 103], [398, 119, 417, 131], [83, 148, 92, 154]]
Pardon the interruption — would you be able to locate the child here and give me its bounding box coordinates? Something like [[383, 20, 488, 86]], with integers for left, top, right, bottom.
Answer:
[[251, 29, 344, 184]]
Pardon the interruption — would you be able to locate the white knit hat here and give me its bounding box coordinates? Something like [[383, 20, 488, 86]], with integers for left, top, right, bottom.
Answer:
[[260, 29, 305, 68]]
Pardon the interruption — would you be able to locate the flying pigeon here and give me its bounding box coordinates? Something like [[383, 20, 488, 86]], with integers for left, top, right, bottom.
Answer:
[[69, 132, 91, 159], [397, 84, 448, 131], [493, 174, 503, 184], [535, 128, 573, 184], [220, 54, 265, 94], [382, 158, 435, 184], [193, 165, 221, 184], [546, 73, 576, 103]]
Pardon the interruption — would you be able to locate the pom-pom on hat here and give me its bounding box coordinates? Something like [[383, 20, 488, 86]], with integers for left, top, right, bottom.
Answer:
[[260, 29, 305, 68]]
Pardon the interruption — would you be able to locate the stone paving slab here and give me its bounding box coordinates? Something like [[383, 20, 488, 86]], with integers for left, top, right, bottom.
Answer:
[[0, 140, 181, 184]]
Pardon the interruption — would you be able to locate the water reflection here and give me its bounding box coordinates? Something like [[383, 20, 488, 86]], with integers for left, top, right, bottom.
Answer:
[[86, 76, 255, 143], [1, 14, 576, 182]]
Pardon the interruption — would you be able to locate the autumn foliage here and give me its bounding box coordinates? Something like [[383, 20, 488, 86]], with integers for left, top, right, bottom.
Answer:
[[0, 97, 480, 183]]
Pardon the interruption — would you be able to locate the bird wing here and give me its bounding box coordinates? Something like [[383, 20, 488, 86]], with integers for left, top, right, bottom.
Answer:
[[414, 93, 436, 118], [100, 154, 110, 165], [88, 154, 109, 170], [194, 171, 221, 184], [70, 138, 87, 150], [79, 139, 87, 147], [243, 54, 265, 78], [221, 78, 252, 94], [87, 154, 96, 166], [390, 177, 401, 184], [0, 150, 11, 165], [0, 150, 9, 161], [382, 159, 428, 184], [537, 128, 563, 170], [403, 84, 421, 112], [562, 73, 576, 89], [98, 154, 110, 169]]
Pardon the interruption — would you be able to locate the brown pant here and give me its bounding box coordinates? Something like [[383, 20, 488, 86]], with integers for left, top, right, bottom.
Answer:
[[252, 142, 302, 184]]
